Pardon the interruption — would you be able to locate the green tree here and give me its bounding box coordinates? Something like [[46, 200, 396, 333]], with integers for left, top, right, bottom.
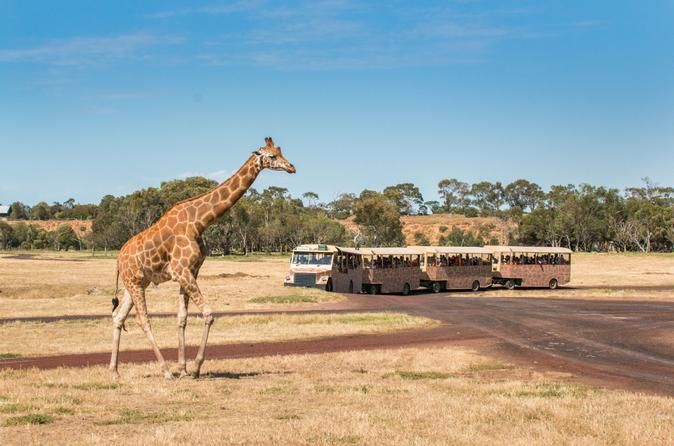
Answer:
[[470, 181, 504, 216], [383, 183, 424, 215], [54, 225, 79, 251], [504, 179, 544, 212], [9, 202, 29, 220], [437, 179, 470, 213], [31, 201, 51, 220], [327, 193, 357, 219], [353, 192, 404, 247]]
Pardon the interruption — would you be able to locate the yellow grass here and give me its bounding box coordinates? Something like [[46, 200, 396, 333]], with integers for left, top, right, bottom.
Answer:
[[0, 252, 339, 318], [1, 347, 673, 445], [0, 313, 436, 357]]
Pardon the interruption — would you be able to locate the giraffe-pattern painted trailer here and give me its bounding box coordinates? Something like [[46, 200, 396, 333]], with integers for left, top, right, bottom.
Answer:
[[487, 245, 572, 289], [328, 247, 422, 295], [412, 246, 494, 292]]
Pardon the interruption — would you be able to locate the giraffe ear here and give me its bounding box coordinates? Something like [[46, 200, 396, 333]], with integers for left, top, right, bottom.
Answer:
[[265, 137, 274, 147]]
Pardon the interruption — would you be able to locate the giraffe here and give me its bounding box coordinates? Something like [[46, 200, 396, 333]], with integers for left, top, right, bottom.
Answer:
[[109, 137, 296, 379]]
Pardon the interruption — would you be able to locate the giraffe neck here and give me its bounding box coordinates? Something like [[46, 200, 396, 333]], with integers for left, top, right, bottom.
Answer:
[[192, 154, 262, 232]]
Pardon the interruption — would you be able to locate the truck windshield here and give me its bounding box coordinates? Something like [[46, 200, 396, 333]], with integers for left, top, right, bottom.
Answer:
[[292, 252, 333, 266]]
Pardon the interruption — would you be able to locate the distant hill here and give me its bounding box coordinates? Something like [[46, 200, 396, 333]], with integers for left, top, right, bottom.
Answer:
[[8, 220, 93, 237], [11, 214, 514, 247], [339, 214, 515, 246]]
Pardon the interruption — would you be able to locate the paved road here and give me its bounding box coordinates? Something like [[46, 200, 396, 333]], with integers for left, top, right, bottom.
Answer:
[[2, 293, 674, 396]]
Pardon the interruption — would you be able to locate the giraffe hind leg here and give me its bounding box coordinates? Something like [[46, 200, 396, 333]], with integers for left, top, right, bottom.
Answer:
[[110, 290, 134, 379], [129, 285, 174, 380], [177, 288, 189, 378]]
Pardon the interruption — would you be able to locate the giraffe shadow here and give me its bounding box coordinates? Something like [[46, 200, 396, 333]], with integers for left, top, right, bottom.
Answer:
[[199, 370, 293, 380]]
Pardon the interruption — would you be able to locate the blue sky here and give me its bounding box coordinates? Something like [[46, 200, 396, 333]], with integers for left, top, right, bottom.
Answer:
[[1, 0, 673, 206]]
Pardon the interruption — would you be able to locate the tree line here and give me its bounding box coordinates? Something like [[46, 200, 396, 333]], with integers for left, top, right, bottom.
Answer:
[[1, 177, 672, 253]]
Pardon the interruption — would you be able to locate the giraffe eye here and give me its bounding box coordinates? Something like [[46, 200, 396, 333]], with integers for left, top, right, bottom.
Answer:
[[268, 155, 277, 160]]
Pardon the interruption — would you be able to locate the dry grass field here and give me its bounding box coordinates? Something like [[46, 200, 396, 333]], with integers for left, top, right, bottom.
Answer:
[[1, 348, 673, 445], [1, 251, 674, 444], [0, 313, 435, 358]]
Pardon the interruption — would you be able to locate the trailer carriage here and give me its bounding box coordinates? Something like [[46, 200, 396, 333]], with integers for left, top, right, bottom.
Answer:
[[487, 245, 572, 289], [413, 246, 493, 293], [327, 247, 422, 295]]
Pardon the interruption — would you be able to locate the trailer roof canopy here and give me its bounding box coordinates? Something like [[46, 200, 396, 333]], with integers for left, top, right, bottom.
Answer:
[[485, 245, 572, 254], [410, 246, 492, 255], [369, 247, 422, 256]]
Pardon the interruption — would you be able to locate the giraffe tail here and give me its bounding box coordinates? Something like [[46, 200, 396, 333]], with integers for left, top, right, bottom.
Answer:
[[112, 268, 120, 313], [112, 268, 127, 332]]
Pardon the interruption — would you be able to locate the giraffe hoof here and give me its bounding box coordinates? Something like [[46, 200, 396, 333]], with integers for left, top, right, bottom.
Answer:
[[111, 370, 120, 381], [191, 370, 201, 379], [178, 371, 191, 379], [163, 370, 175, 380]]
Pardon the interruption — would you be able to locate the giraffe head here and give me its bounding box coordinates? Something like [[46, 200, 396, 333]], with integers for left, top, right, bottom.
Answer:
[[254, 137, 296, 174]]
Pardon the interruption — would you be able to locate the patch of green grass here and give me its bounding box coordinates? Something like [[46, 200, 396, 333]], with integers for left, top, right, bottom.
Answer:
[[101, 409, 193, 425], [352, 385, 370, 394], [72, 382, 120, 391], [259, 386, 287, 395], [249, 295, 318, 304], [0, 353, 21, 359], [395, 371, 456, 380], [273, 413, 301, 420], [516, 383, 567, 398], [4, 413, 54, 426], [466, 363, 514, 372], [52, 406, 75, 415], [317, 434, 362, 444], [0, 403, 20, 414]]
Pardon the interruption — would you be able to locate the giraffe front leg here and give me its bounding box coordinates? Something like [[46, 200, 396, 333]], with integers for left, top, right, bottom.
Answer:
[[175, 268, 214, 379], [177, 289, 189, 378], [110, 291, 134, 379]]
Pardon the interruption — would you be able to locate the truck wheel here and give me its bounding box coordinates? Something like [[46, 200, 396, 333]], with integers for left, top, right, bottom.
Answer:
[[431, 282, 441, 293], [368, 284, 377, 295], [402, 283, 411, 296], [348, 280, 354, 294], [325, 279, 333, 292], [505, 280, 515, 290], [549, 278, 558, 290], [471, 280, 480, 292]]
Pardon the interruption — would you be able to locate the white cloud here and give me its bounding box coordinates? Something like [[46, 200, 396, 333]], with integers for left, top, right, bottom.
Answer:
[[0, 33, 183, 66]]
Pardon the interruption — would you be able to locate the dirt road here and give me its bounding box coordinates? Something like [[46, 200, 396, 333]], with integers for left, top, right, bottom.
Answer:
[[2, 293, 674, 396]]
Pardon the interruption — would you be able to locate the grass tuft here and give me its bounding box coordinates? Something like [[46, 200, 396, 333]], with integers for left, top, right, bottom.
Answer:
[[4, 413, 53, 426], [395, 371, 456, 380], [249, 295, 318, 304], [53, 406, 75, 415], [273, 413, 301, 420], [101, 409, 193, 425], [72, 382, 119, 391], [0, 353, 21, 359], [467, 363, 514, 372]]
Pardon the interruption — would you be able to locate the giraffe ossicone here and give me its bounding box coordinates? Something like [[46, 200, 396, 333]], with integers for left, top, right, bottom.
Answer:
[[110, 137, 296, 379]]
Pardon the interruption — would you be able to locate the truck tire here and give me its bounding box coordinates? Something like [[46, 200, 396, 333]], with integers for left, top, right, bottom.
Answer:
[[431, 282, 441, 293], [471, 280, 480, 292], [325, 279, 333, 292], [402, 283, 411, 296], [549, 278, 558, 290], [505, 280, 515, 290]]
